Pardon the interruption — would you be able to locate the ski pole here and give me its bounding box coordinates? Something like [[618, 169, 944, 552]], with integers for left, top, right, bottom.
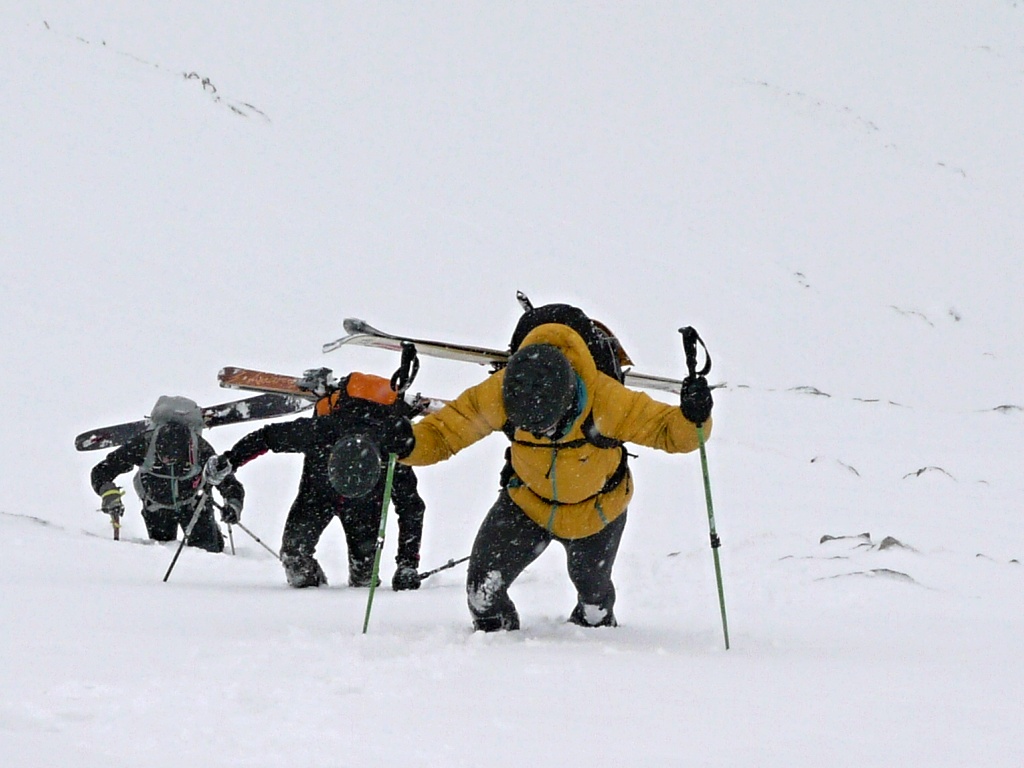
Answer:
[[233, 521, 283, 561], [362, 452, 397, 634], [418, 555, 470, 581], [679, 326, 730, 650], [163, 487, 209, 583], [210, 502, 237, 554], [211, 500, 281, 561]]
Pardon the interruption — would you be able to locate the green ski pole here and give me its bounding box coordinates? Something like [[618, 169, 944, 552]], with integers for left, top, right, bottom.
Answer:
[[680, 326, 730, 650], [362, 452, 397, 634]]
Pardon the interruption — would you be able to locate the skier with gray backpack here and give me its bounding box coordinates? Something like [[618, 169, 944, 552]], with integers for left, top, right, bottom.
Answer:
[[90, 395, 244, 552]]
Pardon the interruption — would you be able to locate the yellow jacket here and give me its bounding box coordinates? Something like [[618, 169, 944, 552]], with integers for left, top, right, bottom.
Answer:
[[403, 323, 711, 539]]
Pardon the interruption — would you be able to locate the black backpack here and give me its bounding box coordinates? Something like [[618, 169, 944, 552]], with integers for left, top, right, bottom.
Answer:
[[501, 294, 631, 492], [507, 292, 628, 384]]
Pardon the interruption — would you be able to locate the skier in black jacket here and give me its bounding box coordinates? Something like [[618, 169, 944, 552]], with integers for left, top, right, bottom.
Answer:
[[208, 372, 424, 590], [91, 396, 244, 552]]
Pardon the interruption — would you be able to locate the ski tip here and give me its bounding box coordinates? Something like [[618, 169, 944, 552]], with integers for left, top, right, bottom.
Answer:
[[322, 337, 351, 354], [323, 321, 373, 354], [343, 318, 386, 336]]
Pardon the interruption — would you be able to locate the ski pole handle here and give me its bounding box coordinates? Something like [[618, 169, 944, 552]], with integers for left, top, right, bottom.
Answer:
[[390, 341, 420, 394], [679, 326, 712, 379]]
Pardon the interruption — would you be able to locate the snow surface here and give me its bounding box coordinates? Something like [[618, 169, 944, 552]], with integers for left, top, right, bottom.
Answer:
[[3, 3, 1023, 766]]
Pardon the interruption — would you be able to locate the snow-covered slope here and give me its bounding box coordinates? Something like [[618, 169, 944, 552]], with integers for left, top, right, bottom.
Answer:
[[2, 4, 1022, 766]]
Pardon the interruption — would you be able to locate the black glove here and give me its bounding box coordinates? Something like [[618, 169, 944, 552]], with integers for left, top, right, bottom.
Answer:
[[220, 498, 242, 525], [381, 415, 415, 459], [203, 454, 233, 486], [680, 375, 713, 426], [392, 561, 421, 591], [98, 482, 125, 515]]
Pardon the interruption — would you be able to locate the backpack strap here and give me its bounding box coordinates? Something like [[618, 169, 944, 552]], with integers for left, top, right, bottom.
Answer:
[[501, 411, 628, 495], [139, 425, 202, 480], [580, 412, 622, 450], [136, 428, 203, 510]]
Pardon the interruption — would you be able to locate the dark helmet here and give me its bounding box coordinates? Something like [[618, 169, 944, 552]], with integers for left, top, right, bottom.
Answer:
[[328, 433, 382, 498], [155, 422, 192, 464], [502, 344, 577, 435]]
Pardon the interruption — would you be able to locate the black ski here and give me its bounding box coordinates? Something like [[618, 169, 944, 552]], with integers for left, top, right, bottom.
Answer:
[[323, 318, 687, 395], [74, 392, 311, 452]]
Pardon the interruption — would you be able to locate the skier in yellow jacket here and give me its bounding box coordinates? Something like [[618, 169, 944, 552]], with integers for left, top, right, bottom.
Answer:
[[400, 303, 713, 631]]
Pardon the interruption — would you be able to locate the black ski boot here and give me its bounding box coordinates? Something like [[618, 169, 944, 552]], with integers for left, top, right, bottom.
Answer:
[[472, 613, 520, 632], [348, 556, 381, 588], [568, 602, 617, 628], [282, 553, 328, 588]]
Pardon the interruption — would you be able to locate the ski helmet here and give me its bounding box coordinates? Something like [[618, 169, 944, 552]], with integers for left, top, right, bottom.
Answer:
[[502, 344, 576, 435], [327, 433, 382, 498]]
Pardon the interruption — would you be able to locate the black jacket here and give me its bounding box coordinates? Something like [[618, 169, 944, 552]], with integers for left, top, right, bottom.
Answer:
[[91, 431, 244, 510], [225, 401, 416, 507], [224, 400, 424, 562]]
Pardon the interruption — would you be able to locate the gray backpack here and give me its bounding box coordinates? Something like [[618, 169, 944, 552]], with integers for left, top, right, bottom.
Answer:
[[134, 396, 205, 508], [149, 395, 204, 433]]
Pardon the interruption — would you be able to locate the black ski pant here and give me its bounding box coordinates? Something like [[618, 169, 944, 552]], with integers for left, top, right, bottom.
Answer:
[[281, 487, 380, 581], [466, 489, 626, 631], [142, 495, 224, 553], [280, 466, 424, 583]]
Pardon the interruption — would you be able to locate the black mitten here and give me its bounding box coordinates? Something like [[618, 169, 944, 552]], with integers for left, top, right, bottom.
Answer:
[[392, 562, 422, 591], [381, 415, 415, 458], [679, 376, 713, 426]]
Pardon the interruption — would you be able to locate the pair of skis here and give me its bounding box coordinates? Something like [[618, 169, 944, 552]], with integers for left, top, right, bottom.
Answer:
[[323, 318, 688, 395], [213, 318, 686, 417]]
